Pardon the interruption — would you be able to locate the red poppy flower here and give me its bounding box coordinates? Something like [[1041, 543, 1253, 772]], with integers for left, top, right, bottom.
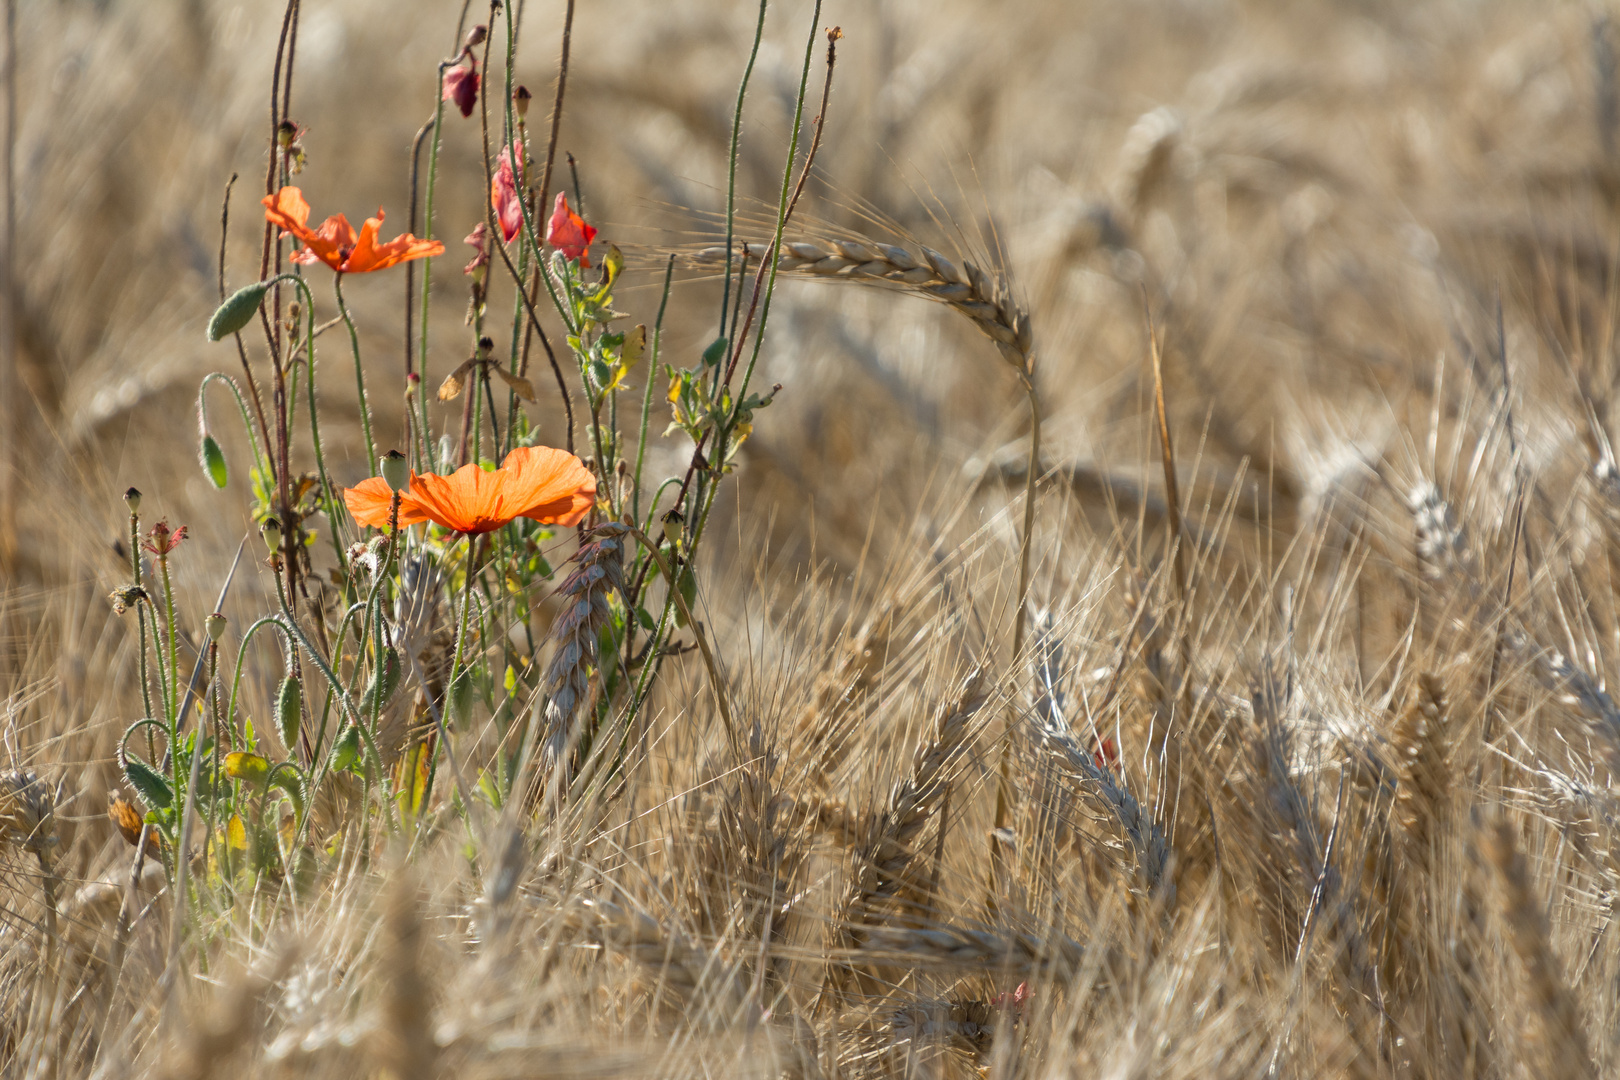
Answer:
[[545, 192, 597, 266], [464, 222, 490, 281], [490, 144, 525, 244], [442, 61, 480, 119], [263, 187, 444, 274], [343, 446, 595, 535]]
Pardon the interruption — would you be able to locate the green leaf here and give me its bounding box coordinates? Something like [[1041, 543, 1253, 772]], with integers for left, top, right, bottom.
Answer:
[[123, 757, 174, 810], [701, 336, 728, 367], [207, 281, 270, 341], [223, 751, 271, 783], [637, 606, 657, 631], [200, 434, 228, 488]]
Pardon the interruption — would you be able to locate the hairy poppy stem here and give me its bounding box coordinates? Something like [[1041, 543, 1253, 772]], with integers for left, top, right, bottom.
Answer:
[[334, 273, 379, 476]]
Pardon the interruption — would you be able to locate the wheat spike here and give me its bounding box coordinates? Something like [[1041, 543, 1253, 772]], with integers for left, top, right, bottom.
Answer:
[[691, 238, 1033, 374], [540, 523, 630, 777]]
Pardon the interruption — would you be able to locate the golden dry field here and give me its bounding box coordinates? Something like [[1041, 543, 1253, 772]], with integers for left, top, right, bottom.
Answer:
[[5, 0, 1620, 1076]]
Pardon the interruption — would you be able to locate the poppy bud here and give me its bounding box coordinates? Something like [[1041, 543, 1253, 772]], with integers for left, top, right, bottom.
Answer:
[[207, 280, 270, 341], [661, 508, 685, 545], [464, 24, 487, 49], [205, 611, 227, 642], [261, 515, 282, 553], [124, 487, 142, 514], [477, 336, 494, 358], [381, 449, 410, 494], [514, 85, 531, 119], [276, 674, 302, 752], [276, 120, 299, 149]]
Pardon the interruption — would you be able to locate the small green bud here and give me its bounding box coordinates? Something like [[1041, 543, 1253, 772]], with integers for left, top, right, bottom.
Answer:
[[261, 515, 282, 553], [124, 487, 142, 514], [276, 674, 302, 752], [207, 281, 271, 342], [200, 434, 228, 488], [701, 336, 728, 367], [380, 450, 410, 494], [205, 611, 227, 642]]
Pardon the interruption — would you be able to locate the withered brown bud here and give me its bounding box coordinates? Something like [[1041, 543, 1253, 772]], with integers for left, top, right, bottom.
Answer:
[[514, 85, 532, 119], [465, 24, 487, 50], [277, 120, 299, 149]]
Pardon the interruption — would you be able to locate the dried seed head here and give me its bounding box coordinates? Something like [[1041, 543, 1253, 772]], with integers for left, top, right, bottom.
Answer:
[[109, 584, 147, 615], [0, 771, 56, 855]]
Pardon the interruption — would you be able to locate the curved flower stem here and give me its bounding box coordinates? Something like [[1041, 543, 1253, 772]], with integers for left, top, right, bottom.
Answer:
[[197, 373, 269, 481], [334, 272, 378, 476]]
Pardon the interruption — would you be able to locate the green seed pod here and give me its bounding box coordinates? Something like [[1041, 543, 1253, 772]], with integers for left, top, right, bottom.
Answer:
[[380, 449, 410, 494], [330, 725, 363, 774], [276, 674, 302, 752], [122, 756, 174, 810], [449, 670, 474, 724], [366, 646, 401, 708], [701, 336, 728, 367], [207, 281, 271, 342], [200, 433, 228, 488]]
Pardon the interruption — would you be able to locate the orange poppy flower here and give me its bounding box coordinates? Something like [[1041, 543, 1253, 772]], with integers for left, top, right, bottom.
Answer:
[[263, 186, 444, 274], [545, 192, 597, 266], [343, 446, 595, 535]]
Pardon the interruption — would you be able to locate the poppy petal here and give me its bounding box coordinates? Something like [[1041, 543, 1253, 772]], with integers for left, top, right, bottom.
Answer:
[[262, 186, 313, 235], [409, 463, 507, 534], [500, 445, 597, 527], [343, 476, 431, 529]]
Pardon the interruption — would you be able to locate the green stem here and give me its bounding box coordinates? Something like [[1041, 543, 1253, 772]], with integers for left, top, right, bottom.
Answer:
[[334, 272, 378, 475], [633, 256, 676, 526], [718, 0, 770, 340], [418, 67, 453, 474], [158, 554, 179, 724]]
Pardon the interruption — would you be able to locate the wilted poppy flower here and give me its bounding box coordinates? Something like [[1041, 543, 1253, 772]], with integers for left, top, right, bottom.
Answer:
[[546, 192, 597, 266], [464, 222, 490, 282], [343, 446, 595, 535], [442, 60, 479, 118], [490, 143, 525, 244], [143, 520, 188, 556], [263, 187, 445, 274]]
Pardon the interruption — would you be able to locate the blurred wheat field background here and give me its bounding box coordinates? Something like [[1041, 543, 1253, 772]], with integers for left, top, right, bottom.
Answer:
[[6, 0, 1620, 1076]]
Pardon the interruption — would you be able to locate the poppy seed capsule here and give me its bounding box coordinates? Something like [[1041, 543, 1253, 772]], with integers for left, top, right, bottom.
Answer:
[[124, 487, 142, 514], [381, 450, 410, 494], [514, 85, 531, 118], [465, 24, 487, 49], [205, 611, 227, 642]]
